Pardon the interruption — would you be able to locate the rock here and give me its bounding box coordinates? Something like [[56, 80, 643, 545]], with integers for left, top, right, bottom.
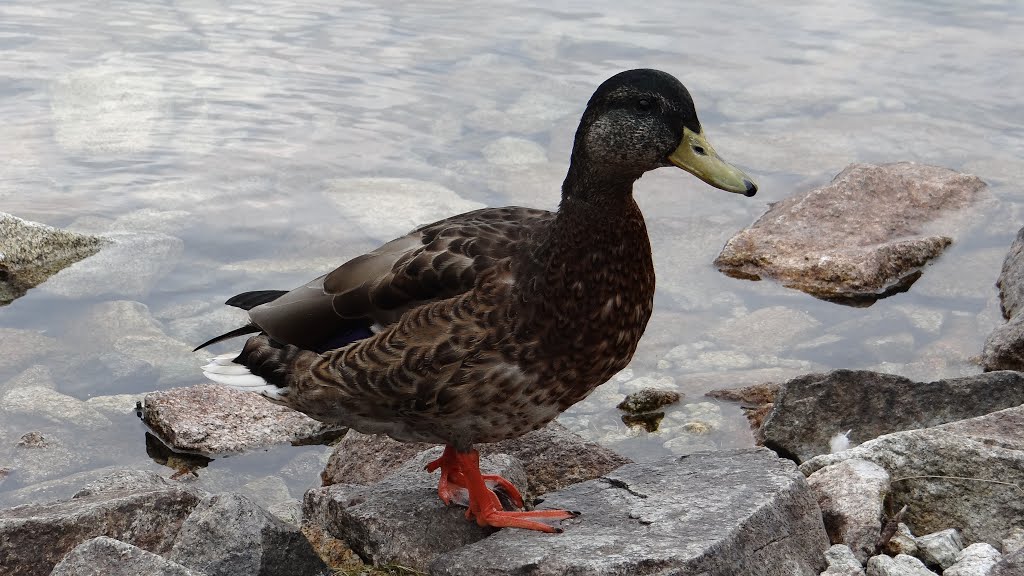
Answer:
[[322, 421, 629, 502], [807, 459, 890, 563], [866, 554, 937, 576], [801, 405, 1024, 547], [761, 370, 1024, 462], [992, 549, 1024, 576], [142, 384, 345, 455], [995, 226, 1024, 320], [620, 411, 665, 432], [708, 306, 821, 354], [0, 466, 129, 508], [1004, 528, 1024, 555], [0, 329, 60, 375], [822, 544, 866, 575], [0, 212, 104, 305], [85, 392, 148, 416], [430, 448, 829, 576], [714, 162, 987, 305], [3, 430, 100, 486], [916, 528, 965, 570], [323, 178, 485, 241], [16, 430, 48, 448], [1, 383, 112, 431], [305, 447, 527, 571], [616, 388, 681, 414], [38, 232, 183, 299], [981, 315, 1024, 371], [50, 536, 203, 576], [707, 381, 780, 429], [944, 543, 1002, 576], [166, 493, 326, 576], [0, 469, 202, 576], [883, 524, 919, 557]]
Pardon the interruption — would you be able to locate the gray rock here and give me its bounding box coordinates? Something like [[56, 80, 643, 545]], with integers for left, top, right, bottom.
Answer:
[[883, 524, 919, 557], [0, 469, 202, 576], [1, 383, 112, 431], [1, 430, 102, 487], [996, 226, 1024, 320], [916, 528, 965, 570], [50, 536, 203, 576], [39, 231, 183, 299], [715, 162, 987, 304], [430, 448, 829, 576], [305, 447, 527, 571], [0, 328, 60, 375], [821, 544, 866, 575], [992, 549, 1024, 576], [322, 421, 629, 502], [1004, 528, 1024, 555], [802, 405, 1024, 546], [0, 465, 130, 508], [808, 459, 890, 563], [761, 369, 1024, 462], [167, 493, 326, 576], [142, 384, 345, 455], [945, 543, 1002, 576], [616, 387, 681, 414], [981, 315, 1024, 371], [0, 212, 104, 305], [866, 554, 937, 576]]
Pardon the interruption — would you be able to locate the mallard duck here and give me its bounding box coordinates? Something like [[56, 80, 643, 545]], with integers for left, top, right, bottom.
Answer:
[[197, 69, 756, 533]]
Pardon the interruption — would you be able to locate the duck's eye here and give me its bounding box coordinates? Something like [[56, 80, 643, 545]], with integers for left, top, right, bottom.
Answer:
[[635, 98, 653, 112]]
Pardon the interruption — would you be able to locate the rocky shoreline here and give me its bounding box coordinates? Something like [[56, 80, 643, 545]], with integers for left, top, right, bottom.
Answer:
[[2, 162, 1024, 575]]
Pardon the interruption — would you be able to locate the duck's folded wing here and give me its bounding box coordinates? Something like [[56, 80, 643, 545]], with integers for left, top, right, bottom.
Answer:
[[247, 206, 553, 350]]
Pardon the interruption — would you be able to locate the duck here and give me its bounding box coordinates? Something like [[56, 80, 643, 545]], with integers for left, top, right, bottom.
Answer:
[[197, 68, 756, 533]]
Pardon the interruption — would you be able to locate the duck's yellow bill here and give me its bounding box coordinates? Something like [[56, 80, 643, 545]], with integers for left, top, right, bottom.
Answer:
[[669, 128, 757, 196]]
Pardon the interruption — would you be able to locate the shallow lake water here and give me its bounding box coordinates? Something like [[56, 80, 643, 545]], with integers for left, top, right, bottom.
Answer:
[[1, 0, 1023, 508]]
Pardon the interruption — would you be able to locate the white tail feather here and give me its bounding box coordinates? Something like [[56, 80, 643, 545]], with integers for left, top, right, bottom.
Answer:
[[201, 350, 287, 401]]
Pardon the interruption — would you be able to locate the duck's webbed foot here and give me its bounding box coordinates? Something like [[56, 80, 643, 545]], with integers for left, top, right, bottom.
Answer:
[[425, 445, 578, 533]]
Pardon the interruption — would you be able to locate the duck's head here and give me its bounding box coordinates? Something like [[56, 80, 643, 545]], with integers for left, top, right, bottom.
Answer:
[[568, 68, 757, 197]]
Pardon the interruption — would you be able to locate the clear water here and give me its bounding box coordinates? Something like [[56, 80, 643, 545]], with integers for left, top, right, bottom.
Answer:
[[2, 0, 1023, 508]]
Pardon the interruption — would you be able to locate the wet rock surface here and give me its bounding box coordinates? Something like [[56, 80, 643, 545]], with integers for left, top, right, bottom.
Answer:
[[167, 492, 327, 576], [430, 448, 829, 576], [760, 369, 1024, 462], [0, 212, 105, 306], [50, 536, 204, 576], [322, 422, 629, 502], [142, 384, 345, 455], [0, 469, 203, 576], [714, 162, 987, 304], [801, 405, 1024, 547], [305, 447, 527, 571]]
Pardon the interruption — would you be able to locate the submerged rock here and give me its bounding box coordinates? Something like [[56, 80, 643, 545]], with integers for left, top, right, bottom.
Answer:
[[801, 405, 1024, 547], [430, 448, 829, 576], [0, 469, 203, 576], [0, 212, 104, 305], [142, 384, 345, 455], [760, 369, 1024, 462], [50, 536, 202, 576], [714, 162, 987, 305]]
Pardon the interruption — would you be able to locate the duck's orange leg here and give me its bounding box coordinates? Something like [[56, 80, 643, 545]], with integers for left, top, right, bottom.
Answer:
[[425, 445, 578, 533]]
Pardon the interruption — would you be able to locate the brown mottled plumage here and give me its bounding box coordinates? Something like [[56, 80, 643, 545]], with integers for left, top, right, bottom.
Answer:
[[199, 69, 757, 532]]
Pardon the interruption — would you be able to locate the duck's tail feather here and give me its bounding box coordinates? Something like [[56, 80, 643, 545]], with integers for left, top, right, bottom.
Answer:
[[202, 335, 319, 405], [193, 324, 262, 352], [225, 290, 288, 310]]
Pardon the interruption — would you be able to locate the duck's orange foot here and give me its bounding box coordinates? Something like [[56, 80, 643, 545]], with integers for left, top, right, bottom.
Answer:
[[427, 445, 578, 533]]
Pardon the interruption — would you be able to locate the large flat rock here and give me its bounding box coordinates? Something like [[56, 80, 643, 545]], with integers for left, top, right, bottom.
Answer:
[[50, 536, 203, 576], [142, 384, 345, 455], [714, 162, 987, 305], [983, 225, 1024, 371], [430, 448, 829, 576], [801, 404, 1024, 547], [759, 369, 1024, 462], [0, 470, 203, 576]]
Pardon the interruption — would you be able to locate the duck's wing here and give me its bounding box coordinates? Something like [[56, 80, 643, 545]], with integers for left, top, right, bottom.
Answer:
[[240, 206, 553, 351]]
